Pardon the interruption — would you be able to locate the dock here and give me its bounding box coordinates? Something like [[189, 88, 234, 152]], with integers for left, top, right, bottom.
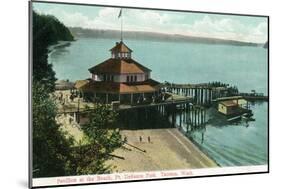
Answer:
[[164, 82, 268, 105]]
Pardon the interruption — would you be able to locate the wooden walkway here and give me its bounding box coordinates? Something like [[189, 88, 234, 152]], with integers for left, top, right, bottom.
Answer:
[[57, 94, 192, 113]]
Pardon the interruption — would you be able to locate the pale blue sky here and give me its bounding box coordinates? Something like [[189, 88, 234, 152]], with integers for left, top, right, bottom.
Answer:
[[33, 2, 268, 43]]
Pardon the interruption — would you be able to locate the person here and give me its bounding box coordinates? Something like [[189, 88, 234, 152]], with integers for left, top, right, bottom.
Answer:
[[152, 95, 155, 103], [58, 92, 62, 101], [70, 94, 74, 102], [124, 136, 127, 143], [139, 136, 142, 142], [148, 136, 151, 143]]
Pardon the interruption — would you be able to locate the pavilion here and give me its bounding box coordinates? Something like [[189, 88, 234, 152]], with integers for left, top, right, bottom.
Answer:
[[75, 41, 161, 105]]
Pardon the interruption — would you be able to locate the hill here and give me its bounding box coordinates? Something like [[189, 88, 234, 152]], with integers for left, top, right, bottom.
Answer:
[[33, 11, 74, 92], [69, 27, 260, 47]]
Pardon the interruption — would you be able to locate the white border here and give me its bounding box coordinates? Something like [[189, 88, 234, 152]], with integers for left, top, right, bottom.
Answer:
[[33, 165, 268, 187], [29, 0, 269, 188]]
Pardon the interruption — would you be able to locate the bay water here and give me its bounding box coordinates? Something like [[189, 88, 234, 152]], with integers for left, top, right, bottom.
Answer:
[[49, 37, 268, 166]]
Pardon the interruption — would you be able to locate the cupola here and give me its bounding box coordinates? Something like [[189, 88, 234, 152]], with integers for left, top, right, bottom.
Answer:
[[110, 41, 133, 59]]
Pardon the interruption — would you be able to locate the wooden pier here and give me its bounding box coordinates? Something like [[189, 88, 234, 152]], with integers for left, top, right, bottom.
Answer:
[[56, 81, 267, 133], [116, 98, 207, 134], [164, 83, 268, 105], [164, 83, 229, 106]]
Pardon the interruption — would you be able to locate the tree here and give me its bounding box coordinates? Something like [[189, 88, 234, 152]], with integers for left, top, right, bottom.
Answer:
[[32, 11, 74, 93], [32, 11, 123, 177], [71, 104, 124, 175], [32, 11, 76, 177], [32, 83, 123, 177], [32, 82, 74, 177]]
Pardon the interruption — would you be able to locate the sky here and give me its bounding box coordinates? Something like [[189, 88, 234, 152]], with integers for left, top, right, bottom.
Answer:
[[33, 2, 268, 43]]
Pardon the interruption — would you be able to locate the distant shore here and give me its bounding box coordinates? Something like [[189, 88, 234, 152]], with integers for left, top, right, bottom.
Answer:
[[69, 27, 264, 47]]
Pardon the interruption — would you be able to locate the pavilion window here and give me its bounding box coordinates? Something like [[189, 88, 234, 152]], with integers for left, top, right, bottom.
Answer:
[[130, 76, 134, 82], [111, 75, 114, 81], [134, 75, 137, 82], [127, 76, 130, 82]]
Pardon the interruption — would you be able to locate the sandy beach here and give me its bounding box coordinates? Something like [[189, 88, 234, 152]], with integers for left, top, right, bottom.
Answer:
[[106, 128, 218, 172], [55, 100, 218, 172]]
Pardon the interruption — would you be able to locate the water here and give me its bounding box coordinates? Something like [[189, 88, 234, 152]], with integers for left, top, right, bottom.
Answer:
[[49, 37, 268, 166], [181, 102, 268, 166], [49, 38, 268, 95]]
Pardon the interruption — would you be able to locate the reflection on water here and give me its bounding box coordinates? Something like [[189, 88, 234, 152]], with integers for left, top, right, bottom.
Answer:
[[177, 102, 268, 166]]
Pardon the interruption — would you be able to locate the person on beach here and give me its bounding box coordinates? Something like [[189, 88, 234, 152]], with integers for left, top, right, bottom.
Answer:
[[139, 136, 142, 142], [70, 94, 74, 102], [148, 136, 151, 143]]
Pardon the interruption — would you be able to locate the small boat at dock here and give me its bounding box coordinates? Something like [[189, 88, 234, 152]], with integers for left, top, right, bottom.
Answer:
[[241, 113, 255, 121]]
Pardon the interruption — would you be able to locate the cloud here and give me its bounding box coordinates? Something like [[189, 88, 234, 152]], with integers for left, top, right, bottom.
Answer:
[[35, 7, 268, 43], [174, 15, 267, 43]]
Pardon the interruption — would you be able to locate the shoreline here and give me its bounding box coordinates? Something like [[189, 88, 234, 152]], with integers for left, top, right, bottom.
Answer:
[[48, 41, 72, 53], [184, 131, 221, 167], [175, 125, 221, 167], [106, 128, 218, 173]]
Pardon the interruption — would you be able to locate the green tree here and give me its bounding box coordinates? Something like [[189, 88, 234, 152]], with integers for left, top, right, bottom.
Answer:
[[72, 104, 124, 175], [32, 82, 74, 177], [32, 11, 123, 177], [32, 11, 76, 177], [32, 11, 74, 92]]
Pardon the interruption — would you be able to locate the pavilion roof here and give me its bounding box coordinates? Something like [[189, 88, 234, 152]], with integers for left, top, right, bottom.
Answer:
[[76, 79, 160, 94], [89, 58, 151, 74]]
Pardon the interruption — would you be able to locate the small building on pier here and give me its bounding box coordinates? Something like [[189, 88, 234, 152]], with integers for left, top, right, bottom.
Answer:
[[217, 97, 249, 116], [75, 41, 161, 105]]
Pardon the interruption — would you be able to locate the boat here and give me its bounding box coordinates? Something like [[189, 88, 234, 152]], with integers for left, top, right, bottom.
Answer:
[[227, 115, 242, 122], [242, 113, 255, 121]]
